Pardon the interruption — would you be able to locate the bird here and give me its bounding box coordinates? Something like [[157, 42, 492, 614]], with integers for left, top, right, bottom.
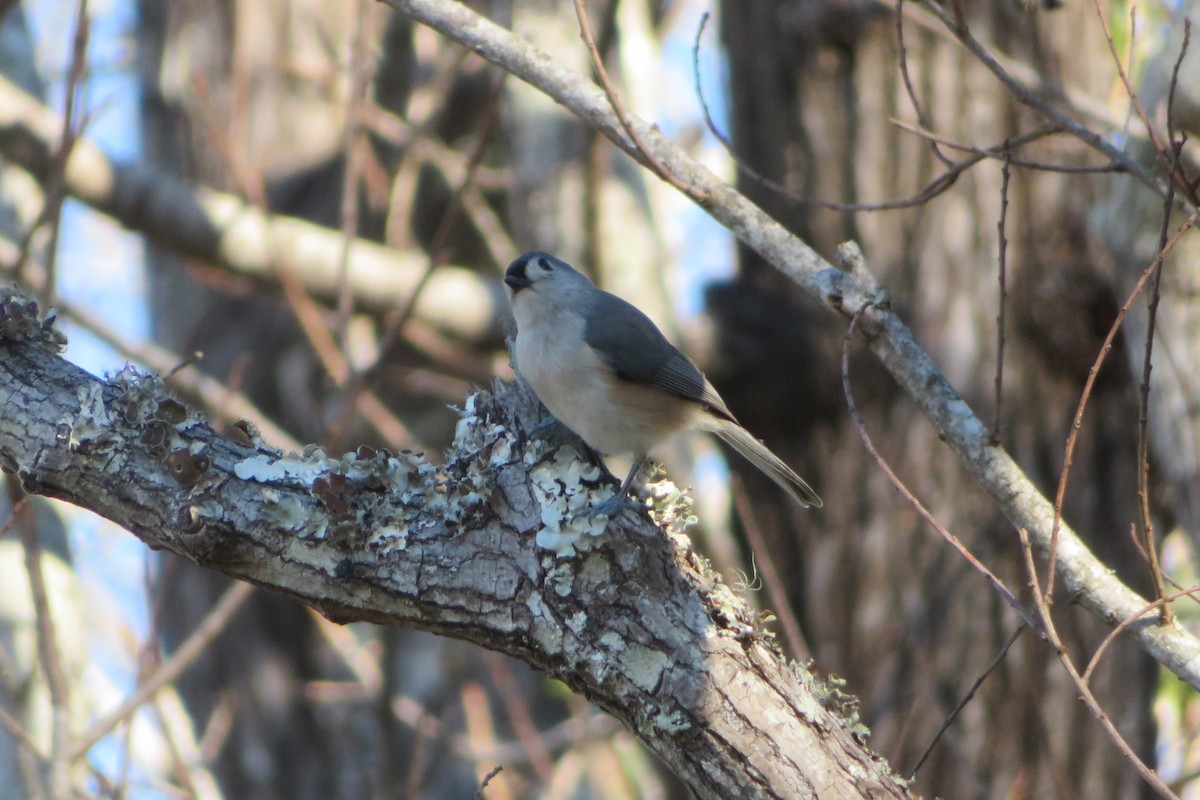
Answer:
[[503, 251, 821, 517]]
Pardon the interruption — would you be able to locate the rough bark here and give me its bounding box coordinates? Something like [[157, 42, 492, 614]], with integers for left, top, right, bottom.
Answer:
[[0, 305, 912, 800]]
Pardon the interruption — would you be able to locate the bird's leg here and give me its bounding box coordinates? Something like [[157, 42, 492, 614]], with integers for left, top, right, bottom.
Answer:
[[615, 458, 646, 500], [585, 456, 649, 520], [526, 414, 566, 439], [524, 417, 619, 484]]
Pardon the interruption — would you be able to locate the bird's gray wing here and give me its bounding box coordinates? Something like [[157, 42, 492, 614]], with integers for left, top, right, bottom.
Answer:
[[583, 291, 735, 422]]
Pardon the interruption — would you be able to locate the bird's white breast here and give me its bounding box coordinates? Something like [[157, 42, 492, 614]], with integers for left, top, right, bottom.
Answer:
[[512, 292, 694, 456]]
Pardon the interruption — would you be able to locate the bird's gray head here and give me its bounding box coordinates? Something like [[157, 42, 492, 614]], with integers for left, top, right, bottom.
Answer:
[[504, 251, 591, 298]]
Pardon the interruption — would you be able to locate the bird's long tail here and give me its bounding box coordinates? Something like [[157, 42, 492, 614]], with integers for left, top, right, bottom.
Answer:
[[714, 422, 823, 508]]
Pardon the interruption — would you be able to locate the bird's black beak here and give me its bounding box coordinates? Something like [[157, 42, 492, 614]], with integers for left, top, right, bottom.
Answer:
[[504, 259, 532, 293]]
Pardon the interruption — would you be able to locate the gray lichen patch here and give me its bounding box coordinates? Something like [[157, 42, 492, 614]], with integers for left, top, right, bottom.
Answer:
[[530, 446, 613, 557], [543, 557, 578, 597], [227, 441, 450, 550], [445, 385, 618, 557], [234, 452, 334, 483], [0, 286, 66, 352], [645, 476, 698, 537], [617, 642, 673, 693], [68, 382, 113, 449], [257, 489, 312, 533], [112, 366, 169, 427]]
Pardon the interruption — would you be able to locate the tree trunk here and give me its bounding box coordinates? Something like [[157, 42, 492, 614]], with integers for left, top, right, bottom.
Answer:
[[718, 1, 1157, 797]]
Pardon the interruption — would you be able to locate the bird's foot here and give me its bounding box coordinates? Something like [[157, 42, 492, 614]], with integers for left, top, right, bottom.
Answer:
[[526, 415, 567, 440], [582, 489, 648, 523], [526, 417, 616, 481]]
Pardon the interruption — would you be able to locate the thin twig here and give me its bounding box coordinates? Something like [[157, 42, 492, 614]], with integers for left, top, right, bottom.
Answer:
[[695, 13, 1090, 210], [402, 700, 437, 799], [1088, 0, 1198, 206], [1017, 529, 1179, 800], [473, 764, 504, 800], [462, 682, 512, 800], [891, 119, 1123, 174], [387, 691, 616, 765], [895, 0, 953, 168], [842, 306, 1037, 630], [573, 0, 708, 202], [1135, 137, 1179, 627], [32, 0, 91, 311], [7, 480, 72, 799], [0, 702, 45, 763], [912, 0, 1175, 203], [334, 0, 378, 340], [692, 12, 968, 211], [910, 623, 1025, 775], [1164, 22, 1193, 190], [69, 581, 254, 759], [1089, 0, 1165, 159], [150, 688, 226, 800], [1045, 205, 1200, 601], [990, 146, 1010, 445], [579, 0, 619, 275], [0, 497, 48, 767], [1084, 584, 1200, 685], [379, 45, 475, 248]]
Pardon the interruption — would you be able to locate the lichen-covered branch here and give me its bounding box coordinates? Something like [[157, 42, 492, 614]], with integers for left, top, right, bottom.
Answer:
[[381, 0, 1200, 692], [0, 293, 911, 800]]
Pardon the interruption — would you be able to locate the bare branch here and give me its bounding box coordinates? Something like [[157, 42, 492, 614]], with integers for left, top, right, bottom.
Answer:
[[574, 0, 706, 202], [68, 581, 255, 759], [0, 73, 508, 347], [910, 623, 1025, 776], [380, 0, 1200, 692], [991, 148, 1011, 446], [8, 483, 72, 798], [912, 0, 1176, 203]]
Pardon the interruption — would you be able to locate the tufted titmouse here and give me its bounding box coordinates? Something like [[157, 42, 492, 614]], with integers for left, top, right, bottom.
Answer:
[[504, 251, 821, 515]]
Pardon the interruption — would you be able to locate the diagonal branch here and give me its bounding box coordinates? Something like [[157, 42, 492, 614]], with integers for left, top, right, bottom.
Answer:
[[379, 0, 1200, 691], [0, 301, 911, 800]]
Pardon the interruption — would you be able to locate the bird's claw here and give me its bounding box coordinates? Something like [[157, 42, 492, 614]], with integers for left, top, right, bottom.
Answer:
[[581, 491, 647, 523], [527, 415, 566, 440]]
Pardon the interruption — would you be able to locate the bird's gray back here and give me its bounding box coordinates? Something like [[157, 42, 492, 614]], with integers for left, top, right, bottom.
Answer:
[[582, 291, 734, 422]]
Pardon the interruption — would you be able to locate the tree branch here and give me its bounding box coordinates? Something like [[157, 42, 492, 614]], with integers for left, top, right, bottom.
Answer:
[[380, 0, 1200, 691], [0, 293, 911, 800], [0, 73, 507, 348]]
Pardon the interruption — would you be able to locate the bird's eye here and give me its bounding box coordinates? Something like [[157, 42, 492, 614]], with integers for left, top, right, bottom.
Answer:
[[536, 257, 553, 273]]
